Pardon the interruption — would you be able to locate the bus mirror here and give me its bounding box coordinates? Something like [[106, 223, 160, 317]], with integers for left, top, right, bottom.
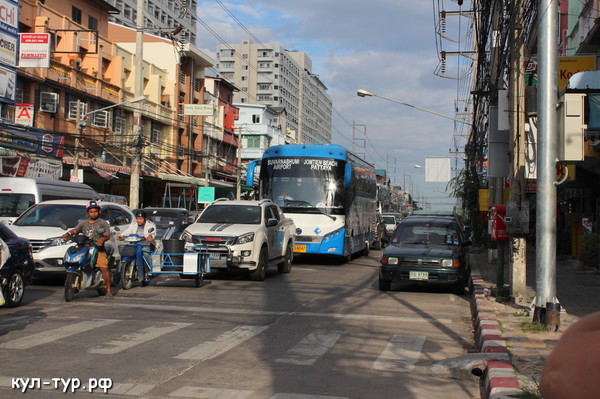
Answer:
[[246, 159, 260, 187], [344, 163, 353, 189]]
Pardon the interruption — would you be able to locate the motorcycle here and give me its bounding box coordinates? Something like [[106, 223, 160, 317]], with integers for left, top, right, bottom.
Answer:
[[63, 233, 115, 302], [119, 228, 155, 290]]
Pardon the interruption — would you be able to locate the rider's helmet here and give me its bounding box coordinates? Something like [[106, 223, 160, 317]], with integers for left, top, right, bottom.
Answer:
[[86, 200, 101, 211], [134, 209, 147, 219]]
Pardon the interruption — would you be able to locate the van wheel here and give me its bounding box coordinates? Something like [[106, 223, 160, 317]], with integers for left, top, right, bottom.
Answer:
[[250, 247, 268, 281]]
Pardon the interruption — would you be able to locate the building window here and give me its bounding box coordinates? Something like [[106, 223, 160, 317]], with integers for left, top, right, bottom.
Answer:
[[242, 65, 248, 70], [241, 76, 247, 81], [246, 135, 261, 148], [252, 115, 260, 123], [242, 54, 248, 59], [72, 6, 82, 24], [88, 16, 98, 31]]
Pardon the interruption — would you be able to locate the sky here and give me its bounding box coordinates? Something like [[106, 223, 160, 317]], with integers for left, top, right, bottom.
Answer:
[[195, 0, 474, 210]]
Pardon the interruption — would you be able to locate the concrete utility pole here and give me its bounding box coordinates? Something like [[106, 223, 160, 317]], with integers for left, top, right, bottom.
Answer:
[[534, 0, 560, 330], [508, 0, 527, 303], [72, 99, 82, 181], [236, 125, 242, 200], [129, 0, 145, 209]]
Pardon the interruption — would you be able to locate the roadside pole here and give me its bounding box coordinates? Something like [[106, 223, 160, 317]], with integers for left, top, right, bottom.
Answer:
[[534, 0, 560, 330], [508, 0, 527, 302]]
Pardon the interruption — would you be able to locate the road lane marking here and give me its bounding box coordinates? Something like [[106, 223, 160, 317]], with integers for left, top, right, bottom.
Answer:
[[373, 334, 427, 372], [175, 325, 269, 360], [0, 319, 119, 349], [271, 395, 348, 399], [169, 386, 253, 398], [276, 330, 343, 365], [110, 383, 156, 395], [89, 322, 192, 354], [83, 302, 453, 324]]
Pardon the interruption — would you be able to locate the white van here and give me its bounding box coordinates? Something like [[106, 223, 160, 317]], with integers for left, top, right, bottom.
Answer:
[[0, 177, 100, 223]]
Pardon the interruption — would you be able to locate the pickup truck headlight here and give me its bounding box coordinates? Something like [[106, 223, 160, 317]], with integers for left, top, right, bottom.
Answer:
[[441, 259, 460, 268], [381, 256, 398, 265], [181, 231, 193, 243], [236, 232, 255, 245]]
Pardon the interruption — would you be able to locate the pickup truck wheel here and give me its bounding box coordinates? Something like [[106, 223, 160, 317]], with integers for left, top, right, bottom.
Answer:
[[250, 247, 268, 281], [379, 276, 391, 291], [278, 242, 293, 273]]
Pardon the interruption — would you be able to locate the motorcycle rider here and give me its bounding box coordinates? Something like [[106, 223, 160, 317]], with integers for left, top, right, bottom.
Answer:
[[61, 200, 114, 298], [116, 209, 156, 281]]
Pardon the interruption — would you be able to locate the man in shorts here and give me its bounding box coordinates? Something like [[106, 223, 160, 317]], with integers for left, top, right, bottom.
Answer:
[[62, 200, 114, 298]]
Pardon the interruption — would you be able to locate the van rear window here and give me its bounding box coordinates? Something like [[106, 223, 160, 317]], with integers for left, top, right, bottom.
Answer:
[[0, 193, 35, 217]]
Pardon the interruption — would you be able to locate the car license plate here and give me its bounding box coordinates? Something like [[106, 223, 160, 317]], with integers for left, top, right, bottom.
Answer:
[[409, 271, 429, 280], [294, 244, 307, 253], [209, 253, 221, 260]]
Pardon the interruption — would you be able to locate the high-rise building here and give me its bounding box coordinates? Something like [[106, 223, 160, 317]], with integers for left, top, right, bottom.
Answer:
[[106, 0, 197, 44], [216, 39, 332, 144]]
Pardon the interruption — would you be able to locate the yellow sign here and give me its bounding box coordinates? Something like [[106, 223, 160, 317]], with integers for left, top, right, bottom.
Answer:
[[293, 244, 307, 253], [559, 56, 596, 91]]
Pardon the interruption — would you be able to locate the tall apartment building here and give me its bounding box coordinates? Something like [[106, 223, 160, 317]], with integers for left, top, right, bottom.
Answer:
[[105, 0, 197, 44], [216, 39, 332, 144]]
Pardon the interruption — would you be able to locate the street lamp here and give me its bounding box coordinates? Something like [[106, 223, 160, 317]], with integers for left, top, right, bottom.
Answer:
[[72, 96, 146, 181], [357, 89, 468, 124]]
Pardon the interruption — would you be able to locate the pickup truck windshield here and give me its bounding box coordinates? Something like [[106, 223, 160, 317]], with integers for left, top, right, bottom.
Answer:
[[198, 205, 261, 224]]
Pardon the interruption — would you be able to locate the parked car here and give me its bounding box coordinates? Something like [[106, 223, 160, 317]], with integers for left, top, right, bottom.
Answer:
[[181, 199, 295, 281], [378, 214, 472, 294], [6, 200, 134, 278], [144, 207, 194, 240], [370, 212, 386, 250], [0, 222, 34, 307]]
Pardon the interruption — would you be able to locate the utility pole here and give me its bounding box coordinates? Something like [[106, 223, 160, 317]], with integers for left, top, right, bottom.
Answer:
[[236, 125, 242, 200], [129, 0, 144, 209], [508, 0, 527, 303], [352, 121, 355, 153], [72, 99, 82, 181], [534, 0, 560, 330]]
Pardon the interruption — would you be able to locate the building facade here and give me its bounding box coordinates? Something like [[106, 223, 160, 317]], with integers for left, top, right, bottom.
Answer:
[[105, 0, 197, 44], [234, 103, 290, 161], [215, 39, 333, 144]]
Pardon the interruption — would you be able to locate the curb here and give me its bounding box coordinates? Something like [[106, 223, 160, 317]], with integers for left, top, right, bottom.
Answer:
[[471, 274, 521, 399]]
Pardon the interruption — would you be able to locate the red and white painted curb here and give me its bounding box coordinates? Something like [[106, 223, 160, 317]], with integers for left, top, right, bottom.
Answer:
[[471, 274, 521, 399]]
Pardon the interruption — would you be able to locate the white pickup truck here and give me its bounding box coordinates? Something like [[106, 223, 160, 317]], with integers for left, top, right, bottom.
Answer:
[[181, 199, 295, 281]]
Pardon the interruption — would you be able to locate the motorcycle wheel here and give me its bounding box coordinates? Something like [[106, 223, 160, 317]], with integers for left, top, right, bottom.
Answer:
[[96, 271, 108, 296], [64, 273, 79, 302], [121, 261, 135, 290]]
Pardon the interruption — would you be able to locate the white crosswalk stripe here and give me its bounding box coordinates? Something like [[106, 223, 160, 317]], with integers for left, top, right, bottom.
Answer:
[[175, 325, 269, 360], [169, 386, 253, 398], [270, 394, 348, 399], [89, 322, 193, 354], [0, 319, 119, 350], [373, 334, 427, 372], [275, 330, 343, 365]]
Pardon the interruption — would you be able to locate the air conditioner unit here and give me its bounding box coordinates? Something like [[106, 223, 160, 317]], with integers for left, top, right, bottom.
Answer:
[[40, 92, 59, 113], [91, 110, 109, 129], [67, 101, 88, 120]]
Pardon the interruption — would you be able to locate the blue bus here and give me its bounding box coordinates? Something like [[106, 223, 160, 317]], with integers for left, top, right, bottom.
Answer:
[[246, 144, 377, 261]]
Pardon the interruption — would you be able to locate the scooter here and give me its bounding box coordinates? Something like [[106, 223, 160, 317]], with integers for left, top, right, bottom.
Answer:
[[119, 228, 156, 290], [63, 234, 115, 302]]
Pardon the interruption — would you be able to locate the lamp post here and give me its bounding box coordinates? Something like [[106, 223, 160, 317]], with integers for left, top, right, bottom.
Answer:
[[73, 96, 146, 182], [357, 89, 468, 124]]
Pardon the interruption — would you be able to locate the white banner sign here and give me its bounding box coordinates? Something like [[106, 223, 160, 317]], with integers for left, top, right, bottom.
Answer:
[[183, 104, 214, 116], [14, 103, 34, 126], [0, 30, 16, 67], [0, 0, 18, 35], [18, 33, 50, 68], [0, 64, 15, 102], [425, 158, 452, 183]]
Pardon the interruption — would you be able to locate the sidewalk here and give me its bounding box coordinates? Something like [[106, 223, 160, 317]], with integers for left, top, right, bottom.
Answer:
[[469, 245, 600, 398]]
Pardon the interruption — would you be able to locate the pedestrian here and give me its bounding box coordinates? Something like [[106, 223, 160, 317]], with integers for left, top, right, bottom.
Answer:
[[540, 311, 600, 398], [61, 200, 114, 298], [116, 209, 156, 280]]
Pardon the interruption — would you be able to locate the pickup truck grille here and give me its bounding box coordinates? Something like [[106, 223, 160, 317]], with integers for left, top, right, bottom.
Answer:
[[398, 257, 441, 267], [29, 239, 52, 253], [192, 235, 236, 246]]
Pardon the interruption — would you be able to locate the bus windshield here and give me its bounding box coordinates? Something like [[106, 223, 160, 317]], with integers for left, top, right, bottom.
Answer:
[[261, 157, 345, 214]]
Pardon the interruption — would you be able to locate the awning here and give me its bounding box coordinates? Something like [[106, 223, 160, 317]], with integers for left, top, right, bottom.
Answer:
[[62, 156, 159, 178]]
